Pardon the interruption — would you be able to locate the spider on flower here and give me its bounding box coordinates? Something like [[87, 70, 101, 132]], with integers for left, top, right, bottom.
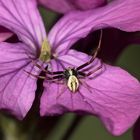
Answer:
[[26, 30, 103, 93]]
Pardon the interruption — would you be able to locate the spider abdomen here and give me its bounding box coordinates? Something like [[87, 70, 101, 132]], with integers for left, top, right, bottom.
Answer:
[[67, 75, 79, 93]]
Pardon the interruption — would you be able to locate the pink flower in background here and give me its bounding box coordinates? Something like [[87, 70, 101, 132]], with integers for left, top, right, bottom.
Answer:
[[0, 0, 140, 136], [38, 0, 107, 13]]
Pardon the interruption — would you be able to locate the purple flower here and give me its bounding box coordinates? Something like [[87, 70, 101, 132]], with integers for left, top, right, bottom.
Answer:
[[0, 0, 47, 119], [0, 0, 140, 136], [38, 0, 107, 13], [40, 0, 140, 135]]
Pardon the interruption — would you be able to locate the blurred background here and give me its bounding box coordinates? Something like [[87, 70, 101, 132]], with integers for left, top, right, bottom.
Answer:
[[0, 7, 140, 140]]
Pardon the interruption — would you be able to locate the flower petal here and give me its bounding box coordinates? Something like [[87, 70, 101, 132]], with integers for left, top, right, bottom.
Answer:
[[48, 0, 140, 55], [40, 50, 140, 135], [38, 0, 106, 13], [0, 0, 46, 53], [0, 42, 40, 119], [0, 26, 13, 42], [69, 0, 106, 10]]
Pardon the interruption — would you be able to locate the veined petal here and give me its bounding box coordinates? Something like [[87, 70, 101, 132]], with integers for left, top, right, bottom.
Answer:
[[0, 42, 40, 119], [48, 0, 140, 55], [38, 0, 106, 13], [40, 50, 140, 135], [0, 26, 13, 42], [0, 0, 46, 54], [69, 0, 106, 10]]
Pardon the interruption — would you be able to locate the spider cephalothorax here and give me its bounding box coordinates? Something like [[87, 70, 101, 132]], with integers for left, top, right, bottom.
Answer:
[[64, 68, 78, 79], [25, 30, 103, 93]]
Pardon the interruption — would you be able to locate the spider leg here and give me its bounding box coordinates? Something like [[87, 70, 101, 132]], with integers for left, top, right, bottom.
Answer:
[[81, 65, 102, 80], [77, 65, 102, 79], [84, 65, 102, 78], [24, 70, 46, 79], [46, 77, 64, 84], [77, 60, 99, 73], [46, 75, 64, 80], [25, 54, 49, 73], [31, 59, 48, 72], [78, 58, 103, 78], [48, 71, 64, 75], [77, 71, 86, 78], [30, 58, 64, 76], [45, 74, 65, 84], [77, 30, 103, 71], [47, 59, 66, 75]]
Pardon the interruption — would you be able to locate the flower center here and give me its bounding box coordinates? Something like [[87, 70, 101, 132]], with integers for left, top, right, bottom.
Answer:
[[39, 39, 51, 62]]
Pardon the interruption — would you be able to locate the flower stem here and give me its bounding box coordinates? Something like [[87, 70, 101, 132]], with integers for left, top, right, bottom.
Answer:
[[61, 115, 84, 140]]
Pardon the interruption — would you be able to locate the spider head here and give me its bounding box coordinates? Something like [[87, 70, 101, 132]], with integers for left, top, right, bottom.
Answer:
[[64, 68, 78, 80]]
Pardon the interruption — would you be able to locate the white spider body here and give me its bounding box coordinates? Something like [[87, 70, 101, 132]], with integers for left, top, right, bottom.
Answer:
[[65, 69, 79, 93]]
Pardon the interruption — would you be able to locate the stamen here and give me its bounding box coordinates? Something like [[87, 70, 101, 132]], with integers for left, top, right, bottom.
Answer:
[[39, 39, 51, 62]]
